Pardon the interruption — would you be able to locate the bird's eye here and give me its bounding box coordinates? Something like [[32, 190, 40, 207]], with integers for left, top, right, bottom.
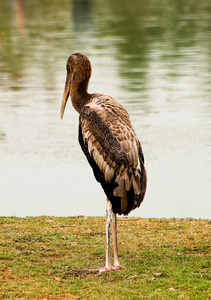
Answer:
[[66, 65, 70, 71]]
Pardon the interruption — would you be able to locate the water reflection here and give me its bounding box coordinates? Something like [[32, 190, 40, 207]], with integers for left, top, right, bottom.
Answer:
[[72, 0, 93, 32], [13, 0, 26, 34], [0, 0, 210, 218]]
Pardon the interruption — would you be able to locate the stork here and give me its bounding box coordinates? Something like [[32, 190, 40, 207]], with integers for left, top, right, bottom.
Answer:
[[60, 53, 147, 273]]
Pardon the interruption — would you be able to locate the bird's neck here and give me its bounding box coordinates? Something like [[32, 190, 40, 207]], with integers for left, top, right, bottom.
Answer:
[[70, 79, 91, 113]]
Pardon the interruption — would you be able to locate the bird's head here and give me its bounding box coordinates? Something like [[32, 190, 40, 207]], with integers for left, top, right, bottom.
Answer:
[[60, 53, 92, 119]]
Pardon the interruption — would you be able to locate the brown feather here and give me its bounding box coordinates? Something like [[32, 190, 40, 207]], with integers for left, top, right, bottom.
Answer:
[[124, 170, 132, 191], [121, 140, 132, 153], [105, 167, 115, 183]]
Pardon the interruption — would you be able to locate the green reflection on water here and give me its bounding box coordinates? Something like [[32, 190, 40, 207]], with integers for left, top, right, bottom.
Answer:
[[94, 0, 211, 94], [0, 0, 210, 103]]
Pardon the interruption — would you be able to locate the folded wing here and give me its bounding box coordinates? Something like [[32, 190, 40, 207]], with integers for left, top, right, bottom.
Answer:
[[79, 97, 147, 215]]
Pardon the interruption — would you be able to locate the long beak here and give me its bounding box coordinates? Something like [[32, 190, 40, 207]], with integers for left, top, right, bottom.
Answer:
[[60, 73, 71, 119]]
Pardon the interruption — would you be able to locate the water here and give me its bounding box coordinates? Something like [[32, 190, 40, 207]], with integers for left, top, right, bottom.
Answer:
[[0, 0, 210, 218]]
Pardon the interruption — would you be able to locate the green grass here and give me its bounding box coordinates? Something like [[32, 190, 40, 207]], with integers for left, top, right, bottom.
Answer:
[[0, 216, 210, 299]]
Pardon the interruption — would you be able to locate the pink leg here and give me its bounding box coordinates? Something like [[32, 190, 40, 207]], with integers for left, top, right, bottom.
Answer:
[[98, 198, 112, 273], [111, 212, 124, 270], [98, 198, 124, 274]]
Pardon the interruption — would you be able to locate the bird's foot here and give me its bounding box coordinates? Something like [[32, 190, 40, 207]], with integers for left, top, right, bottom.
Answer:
[[97, 264, 124, 274], [112, 260, 124, 271], [98, 265, 112, 274], [112, 264, 124, 271]]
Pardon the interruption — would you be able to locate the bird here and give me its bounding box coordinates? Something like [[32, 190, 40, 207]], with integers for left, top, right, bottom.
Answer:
[[60, 53, 147, 274]]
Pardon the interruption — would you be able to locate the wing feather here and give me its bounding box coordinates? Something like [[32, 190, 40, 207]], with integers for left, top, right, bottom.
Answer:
[[79, 95, 146, 215]]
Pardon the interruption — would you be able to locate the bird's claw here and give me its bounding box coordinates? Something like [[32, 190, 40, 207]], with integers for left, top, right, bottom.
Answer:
[[112, 265, 124, 271], [97, 265, 124, 274], [98, 266, 112, 274]]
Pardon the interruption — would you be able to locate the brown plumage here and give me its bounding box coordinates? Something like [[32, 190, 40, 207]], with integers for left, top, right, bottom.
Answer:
[[60, 53, 147, 273]]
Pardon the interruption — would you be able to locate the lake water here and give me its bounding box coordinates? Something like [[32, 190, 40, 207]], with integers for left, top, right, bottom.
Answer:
[[0, 0, 210, 218]]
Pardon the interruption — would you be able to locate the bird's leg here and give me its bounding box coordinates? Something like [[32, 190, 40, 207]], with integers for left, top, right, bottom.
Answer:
[[105, 199, 112, 270], [98, 197, 112, 273], [111, 212, 124, 270]]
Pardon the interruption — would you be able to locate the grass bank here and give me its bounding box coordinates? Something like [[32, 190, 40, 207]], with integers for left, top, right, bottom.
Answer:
[[0, 216, 210, 299]]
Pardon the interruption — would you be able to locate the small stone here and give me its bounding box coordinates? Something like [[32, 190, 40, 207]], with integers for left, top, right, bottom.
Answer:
[[46, 219, 53, 223], [153, 272, 162, 277]]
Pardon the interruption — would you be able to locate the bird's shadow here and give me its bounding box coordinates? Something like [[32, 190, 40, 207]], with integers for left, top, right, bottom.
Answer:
[[64, 266, 100, 278]]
